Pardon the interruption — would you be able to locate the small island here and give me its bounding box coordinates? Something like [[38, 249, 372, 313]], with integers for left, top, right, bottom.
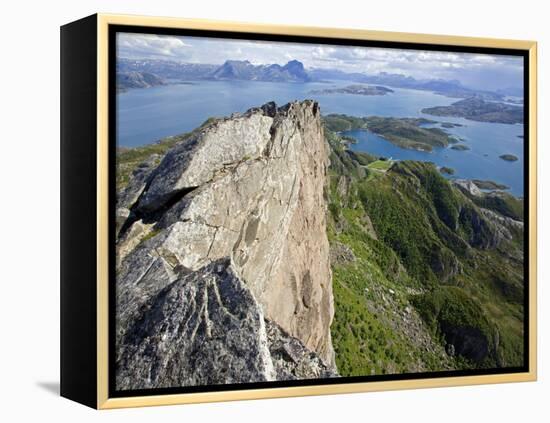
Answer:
[[365, 116, 462, 151], [451, 144, 470, 151], [323, 114, 369, 132], [441, 122, 463, 128], [323, 114, 457, 152], [421, 97, 523, 124], [439, 166, 455, 175], [310, 84, 394, 96], [499, 154, 519, 162], [472, 180, 509, 190], [340, 135, 358, 146]]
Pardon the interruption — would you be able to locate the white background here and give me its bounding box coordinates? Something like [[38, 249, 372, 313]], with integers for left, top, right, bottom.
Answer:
[[0, 0, 547, 421]]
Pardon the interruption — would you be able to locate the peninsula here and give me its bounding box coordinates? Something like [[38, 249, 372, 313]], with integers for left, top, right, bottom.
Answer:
[[421, 97, 524, 124], [310, 84, 393, 96], [324, 114, 458, 152]]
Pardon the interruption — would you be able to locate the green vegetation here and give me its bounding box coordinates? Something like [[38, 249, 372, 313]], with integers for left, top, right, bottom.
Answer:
[[117, 114, 525, 376], [413, 287, 492, 335], [422, 97, 524, 124], [323, 114, 368, 132], [327, 137, 451, 374], [323, 113, 457, 152], [470, 192, 524, 221], [357, 161, 464, 283], [331, 260, 450, 375], [440, 166, 455, 175], [368, 159, 393, 171], [346, 150, 376, 166], [472, 180, 509, 191], [365, 116, 455, 151], [411, 287, 497, 365], [341, 135, 358, 145], [325, 124, 525, 375]]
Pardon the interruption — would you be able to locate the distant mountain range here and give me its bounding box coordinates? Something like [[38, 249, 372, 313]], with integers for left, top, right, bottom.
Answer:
[[117, 58, 310, 83], [117, 59, 217, 80], [308, 69, 510, 101], [210, 59, 311, 82], [116, 58, 522, 102]]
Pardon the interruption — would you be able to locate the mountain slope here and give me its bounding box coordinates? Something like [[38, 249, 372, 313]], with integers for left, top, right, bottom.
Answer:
[[115, 101, 336, 389], [326, 129, 525, 374], [115, 101, 525, 387]]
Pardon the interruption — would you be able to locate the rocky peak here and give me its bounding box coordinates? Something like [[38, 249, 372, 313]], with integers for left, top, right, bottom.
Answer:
[[116, 100, 336, 389], [453, 179, 483, 197], [282, 60, 309, 80], [210, 59, 310, 82]]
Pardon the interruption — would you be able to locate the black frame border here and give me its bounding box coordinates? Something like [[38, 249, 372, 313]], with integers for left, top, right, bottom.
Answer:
[[107, 24, 531, 399]]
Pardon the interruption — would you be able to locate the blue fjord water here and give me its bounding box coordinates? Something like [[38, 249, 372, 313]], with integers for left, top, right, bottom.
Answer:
[[117, 80, 524, 195]]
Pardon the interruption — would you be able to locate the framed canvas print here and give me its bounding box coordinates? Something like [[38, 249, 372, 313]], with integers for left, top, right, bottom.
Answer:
[[60, 13, 537, 409]]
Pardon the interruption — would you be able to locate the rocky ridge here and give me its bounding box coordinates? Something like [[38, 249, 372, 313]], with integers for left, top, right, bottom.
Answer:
[[209, 60, 311, 82], [115, 100, 337, 390]]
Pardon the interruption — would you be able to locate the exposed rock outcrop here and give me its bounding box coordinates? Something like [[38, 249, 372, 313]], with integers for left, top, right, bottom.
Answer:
[[329, 242, 356, 266], [117, 259, 336, 390], [454, 180, 522, 250], [266, 319, 337, 381], [117, 258, 275, 389], [453, 179, 483, 197], [116, 100, 336, 389]]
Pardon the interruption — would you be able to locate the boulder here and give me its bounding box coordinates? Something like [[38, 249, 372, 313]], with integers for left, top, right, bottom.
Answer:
[[116, 258, 337, 390], [116, 259, 275, 389]]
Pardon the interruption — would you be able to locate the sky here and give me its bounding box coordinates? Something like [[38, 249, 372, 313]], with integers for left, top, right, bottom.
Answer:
[[117, 32, 524, 92]]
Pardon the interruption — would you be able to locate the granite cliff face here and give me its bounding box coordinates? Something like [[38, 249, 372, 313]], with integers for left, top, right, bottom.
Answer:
[[115, 100, 336, 390]]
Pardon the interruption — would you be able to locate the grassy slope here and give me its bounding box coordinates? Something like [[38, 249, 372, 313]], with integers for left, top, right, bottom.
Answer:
[[116, 114, 524, 376], [328, 134, 452, 375], [367, 159, 393, 171], [326, 127, 525, 375]]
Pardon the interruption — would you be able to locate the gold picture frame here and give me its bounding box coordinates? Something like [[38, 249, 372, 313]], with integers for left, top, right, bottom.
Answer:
[[61, 13, 537, 409]]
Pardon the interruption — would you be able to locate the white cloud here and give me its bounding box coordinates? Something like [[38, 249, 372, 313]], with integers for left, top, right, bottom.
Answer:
[[116, 32, 524, 91], [117, 33, 192, 59]]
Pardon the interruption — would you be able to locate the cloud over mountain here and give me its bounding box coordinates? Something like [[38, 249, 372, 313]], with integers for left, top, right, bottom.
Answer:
[[116, 33, 523, 91]]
